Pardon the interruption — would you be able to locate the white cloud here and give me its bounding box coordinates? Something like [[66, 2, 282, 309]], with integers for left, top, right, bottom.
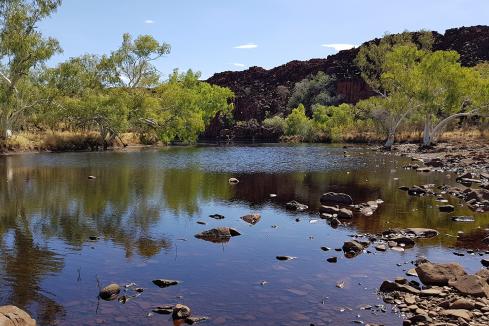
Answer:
[[321, 43, 356, 52], [234, 43, 258, 49], [144, 20, 155, 24], [232, 63, 246, 68]]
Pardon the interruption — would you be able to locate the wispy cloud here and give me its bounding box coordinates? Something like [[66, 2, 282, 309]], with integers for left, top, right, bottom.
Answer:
[[321, 43, 356, 52], [234, 43, 258, 49], [144, 19, 155, 24], [232, 63, 246, 68]]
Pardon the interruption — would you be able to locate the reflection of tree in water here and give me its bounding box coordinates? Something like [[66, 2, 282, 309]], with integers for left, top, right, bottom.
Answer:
[[0, 215, 65, 325]]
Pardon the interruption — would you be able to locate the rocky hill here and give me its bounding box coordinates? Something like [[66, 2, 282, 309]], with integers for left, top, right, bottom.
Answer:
[[204, 26, 489, 139]]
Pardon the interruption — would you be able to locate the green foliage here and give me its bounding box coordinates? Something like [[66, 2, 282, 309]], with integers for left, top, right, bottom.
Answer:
[[312, 103, 354, 141], [0, 0, 61, 139], [262, 115, 287, 134], [355, 30, 433, 95], [287, 72, 339, 113], [132, 69, 234, 144], [103, 33, 171, 88]]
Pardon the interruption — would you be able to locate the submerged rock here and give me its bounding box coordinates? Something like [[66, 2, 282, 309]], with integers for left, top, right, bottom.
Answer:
[[451, 216, 475, 222], [319, 206, 353, 219], [438, 204, 455, 212], [194, 227, 241, 243], [285, 200, 308, 211], [152, 279, 180, 288], [0, 306, 36, 326], [276, 256, 296, 261], [209, 214, 225, 219], [342, 240, 364, 254], [99, 283, 121, 301], [241, 213, 261, 225], [228, 178, 239, 184], [320, 192, 353, 205]]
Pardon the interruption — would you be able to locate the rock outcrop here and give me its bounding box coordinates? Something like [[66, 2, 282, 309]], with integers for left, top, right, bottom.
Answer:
[[205, 25, 489, 139]]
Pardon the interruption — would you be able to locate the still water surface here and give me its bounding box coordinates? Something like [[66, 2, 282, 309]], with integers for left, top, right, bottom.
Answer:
[[0, 144, 488, 325]]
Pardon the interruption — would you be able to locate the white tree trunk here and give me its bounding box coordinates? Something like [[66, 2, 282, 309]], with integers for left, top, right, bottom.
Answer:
[[422, 115, 432, 146]]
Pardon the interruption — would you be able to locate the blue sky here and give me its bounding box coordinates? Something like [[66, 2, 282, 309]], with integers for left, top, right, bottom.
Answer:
[[39, 0, 489, 79]]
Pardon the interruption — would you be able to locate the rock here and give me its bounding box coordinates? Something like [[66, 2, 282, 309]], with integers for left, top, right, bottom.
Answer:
[[0, 306, 36, 326], [405, 228, 439, 238], [482, 259, 489, 267], [476, 268, 489, 281], [327, 257, 337, 263], [319, 206, 353, 219], [449, 298, 475, 310], [439, 205, 455, 212], [194, 227, 241, 243], [172, 304, 191, 320], [241, 213, 261, 225], [408, 186, 429, 196], [448, 275, 489, 297], [153, 305, 174, 314], [99, 283, 120, 300], [320, 192, 353, 205], [276, 256, 296, 261], [415, 262, 466, 286], [228, 178, 239, 184], [379, 280, 420, 294], [342, 241, 364, 253], [375, 244, 387, 252], [338, 208, 353, 219], [88, 175, 96, 179], [285, 200, 308, 211], [209, 214, 225, 219], [406, 269, 418, 277], [420, 288, 444, 296], [451, 216, 475, 222], [152, 279, 180, 288], [425, 158, 444, 167], [196, 221, 206, 225], [416, 167, 432, 173], [440, 309, 473, 321]]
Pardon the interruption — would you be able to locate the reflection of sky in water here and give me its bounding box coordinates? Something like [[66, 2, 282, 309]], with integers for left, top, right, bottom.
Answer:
[[0, 145, 487, 325]]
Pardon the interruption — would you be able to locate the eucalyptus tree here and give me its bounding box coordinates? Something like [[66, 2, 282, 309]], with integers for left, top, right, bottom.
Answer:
[[103, 33, 171, 88], [354, 31, 433, 148], [0, 0, 61, 142]]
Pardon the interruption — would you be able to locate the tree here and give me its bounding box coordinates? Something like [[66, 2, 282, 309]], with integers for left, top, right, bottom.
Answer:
[[287, 72, 340, 114], [409, 50, 486, 146], [104, 33, 171, 88], [355, 30, 433, 97], [0, 0, 62, 141], [42, 55, 130, 148], [132, 69, 234, 144], [354, 31, 433, 148]]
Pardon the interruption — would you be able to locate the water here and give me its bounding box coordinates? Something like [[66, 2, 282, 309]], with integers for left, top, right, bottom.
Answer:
[[0, 144, 487, 325]]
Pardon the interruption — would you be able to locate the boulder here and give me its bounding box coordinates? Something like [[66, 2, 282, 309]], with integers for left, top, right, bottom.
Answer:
[[285, 200, 308, 211], [0, 306, 36, 326], [448, 275, 489, 297], [99, 283, 120, 301], [379, 280, 420, 294], [194, 227, 241, 243], [342, 241, 364, 253], [172, 304, 191, 320], [440, 309, 472, 321], [415, 262, 466, 286], [241, 213, 261, 225], [449, 298, 475, 310], [320, 192, 353, 205]]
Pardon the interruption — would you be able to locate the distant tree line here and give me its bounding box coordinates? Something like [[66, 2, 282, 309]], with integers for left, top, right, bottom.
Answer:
[[262, 31, 489, 147]]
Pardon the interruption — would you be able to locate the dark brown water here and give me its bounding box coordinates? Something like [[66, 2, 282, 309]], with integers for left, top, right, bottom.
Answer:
[[0, 144, 487, 325]]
